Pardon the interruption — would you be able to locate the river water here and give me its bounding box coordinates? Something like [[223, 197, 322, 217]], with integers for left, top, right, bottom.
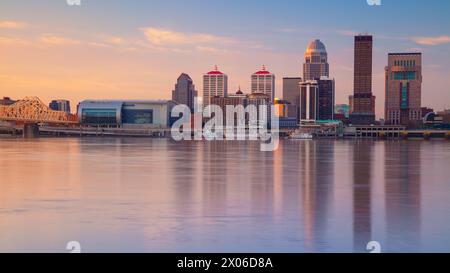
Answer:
[[0, 138, 450, 253]]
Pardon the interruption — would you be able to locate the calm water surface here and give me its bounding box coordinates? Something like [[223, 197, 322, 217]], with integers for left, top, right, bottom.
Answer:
[[1, 138, 450, 253]]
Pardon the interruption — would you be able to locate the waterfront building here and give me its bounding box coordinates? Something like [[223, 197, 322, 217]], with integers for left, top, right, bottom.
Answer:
[[203, 66, 228, 106], [77, 100, 176, 128], [251, 66, 275, 102], [385, 53, 422, 126], [282, 77, 302, 121], [274, 98, 290, 118], [49, 99, 71, 113], [172, 73, 198, 113], [303, 39, 329, 81], [317, 78, 335, 121], [335, 104, 350, 118], [0, 97, 16, 106], [299, 81, 319, 122], [350, 35, 376, 125], [299, 78, 335, 122], [210, 90, 247, 112]]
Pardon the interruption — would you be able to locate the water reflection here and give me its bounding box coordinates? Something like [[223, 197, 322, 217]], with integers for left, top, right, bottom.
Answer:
[[0, 138, 449, 252], [352, 141, 373, 252], [384, 142, 421, 252]]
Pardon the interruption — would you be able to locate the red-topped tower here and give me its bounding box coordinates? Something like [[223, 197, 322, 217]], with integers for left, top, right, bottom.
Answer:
[[251, 65, 275, 103], [203, 65, 228, 106]]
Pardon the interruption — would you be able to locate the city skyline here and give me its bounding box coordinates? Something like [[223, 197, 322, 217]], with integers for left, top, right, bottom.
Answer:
[[1, 0, 450, 118]]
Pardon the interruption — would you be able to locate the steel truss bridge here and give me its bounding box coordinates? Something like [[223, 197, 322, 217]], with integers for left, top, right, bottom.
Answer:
[[0, 97, 77, 124]]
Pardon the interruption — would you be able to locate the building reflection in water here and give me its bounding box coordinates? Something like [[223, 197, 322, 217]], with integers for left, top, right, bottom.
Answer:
[[352, 141, 373, 252], [384, 142, 421, 252], [297, 140, 335, 252]]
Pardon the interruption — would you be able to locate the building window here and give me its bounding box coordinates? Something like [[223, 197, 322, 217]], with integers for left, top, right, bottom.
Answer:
[[82, 109, 117, 125], [122, 109, 154, 124]]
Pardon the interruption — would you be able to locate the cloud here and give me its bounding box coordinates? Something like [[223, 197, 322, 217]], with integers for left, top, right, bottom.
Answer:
[[40, 35, 81, 45], [141, 27, 234, 46], [0, 20, 27, 29], [0, 36, 30, 46], [106, 37, 126, 45], [412, 35, 450, 46], [337, 30, 358, 37]]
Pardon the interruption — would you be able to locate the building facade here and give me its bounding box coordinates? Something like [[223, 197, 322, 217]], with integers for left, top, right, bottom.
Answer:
[[335, 104, 350, 118], [49, 99, 71, 113], [282, 77, 302, 121], [303, 39, 329, 81], [350, 35, 376, 125], [251, 66, 275, 102], [172, 73, 198, 113], [299, 81, 319, 121], [203, 66, 228, 106], [385, 53, 422, 126], [299, 78, 335, 122], [77, 100, 176, 128], [317, 78, 335, 121]]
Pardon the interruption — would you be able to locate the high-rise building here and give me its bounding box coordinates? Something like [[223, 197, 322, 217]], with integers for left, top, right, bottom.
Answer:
[[49, 99, 71, 113], [172, 73, 198, 113], [299, 81, 319, 121], [385, 53, 422, 126], [303, 39, 329, 81], [350, 35, 376, 125], [282, 77, 302, 121], [299, 78, 335, 122], [251, 65, 275, 102], [317, 78, 335, 121], [203, 66, 228, 106]]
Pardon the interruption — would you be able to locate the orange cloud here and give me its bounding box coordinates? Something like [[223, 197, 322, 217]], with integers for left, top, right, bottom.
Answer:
[[40, 35, 81, 46], [141, 27, 234, 46], [413, 35, 450, 46], [0, 36, 30, 46], [0, 20, 27, 29]]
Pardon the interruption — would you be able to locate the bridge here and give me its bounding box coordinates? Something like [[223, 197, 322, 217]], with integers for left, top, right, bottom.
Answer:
[[0, 97, 77, 124], [0, 97, 77, 137]]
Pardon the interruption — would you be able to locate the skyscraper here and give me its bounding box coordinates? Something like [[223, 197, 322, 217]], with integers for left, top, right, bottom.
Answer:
[[251, 65, 275, 102], [303, 39, 329, 81], [49, 99, 71, 113], [385, 53, 422, 126], [203, 66, 228, 106], [350, 35, 376, 125], [299, 78, 335, 122], [172, 73, 198, 113], [317, 78, 335, 121], [282, 77, 302, 121]]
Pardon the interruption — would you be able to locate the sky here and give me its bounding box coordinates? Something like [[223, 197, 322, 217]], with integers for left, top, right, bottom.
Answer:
[[1, 0, 450, 117]]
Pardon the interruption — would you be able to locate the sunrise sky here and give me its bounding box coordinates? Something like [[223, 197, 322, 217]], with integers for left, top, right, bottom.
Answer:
[[1, 0, 450, 117]]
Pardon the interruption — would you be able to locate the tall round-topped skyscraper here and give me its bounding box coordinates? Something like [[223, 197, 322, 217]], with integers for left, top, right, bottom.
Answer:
[[303, 39, 329, 81]]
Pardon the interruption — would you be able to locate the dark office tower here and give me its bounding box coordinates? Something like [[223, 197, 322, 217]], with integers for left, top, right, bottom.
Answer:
[[349, 35, 376, 125], [49, 99, 71, 113], [317, 78, 335, 121], [282, 77, 302, 121], [172, 73, 198, 113]]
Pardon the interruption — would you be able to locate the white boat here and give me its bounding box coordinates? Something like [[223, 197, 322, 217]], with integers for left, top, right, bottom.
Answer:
[[289, 131, 313, 140]]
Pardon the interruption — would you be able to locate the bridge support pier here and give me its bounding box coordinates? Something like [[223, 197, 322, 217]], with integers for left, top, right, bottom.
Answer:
[[23, 123, 39, 138]]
